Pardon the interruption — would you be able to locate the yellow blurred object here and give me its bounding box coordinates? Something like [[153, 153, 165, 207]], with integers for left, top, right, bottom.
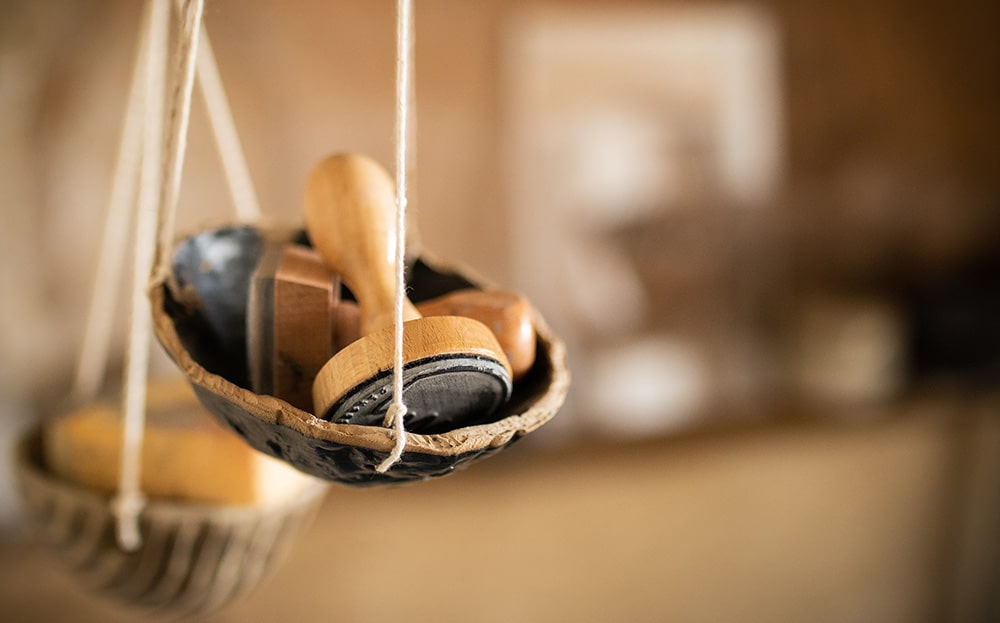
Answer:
[[42, 379, 316, 506]]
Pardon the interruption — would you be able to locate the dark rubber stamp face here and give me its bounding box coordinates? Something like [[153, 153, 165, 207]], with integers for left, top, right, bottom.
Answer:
[[323, 353, 512, 434]]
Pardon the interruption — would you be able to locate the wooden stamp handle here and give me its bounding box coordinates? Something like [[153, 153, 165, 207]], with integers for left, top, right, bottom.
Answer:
[[303, 153, 420, 335]]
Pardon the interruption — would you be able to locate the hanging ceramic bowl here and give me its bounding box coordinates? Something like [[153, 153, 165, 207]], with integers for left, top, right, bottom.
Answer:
[[14, 428, 327, 617], [150, 225, 569, 486]]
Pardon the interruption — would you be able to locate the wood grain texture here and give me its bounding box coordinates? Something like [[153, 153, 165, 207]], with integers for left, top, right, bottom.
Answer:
[[312, 316, 513, 431], [248, 244, 340, 412], [249, 247, 535, 382], [258, 242, 536, 378], [273, 246, 340, 411], [303, 153, 513, 431], [337, 288, 538, 380], [303, 153, 420, 335], [419, 289, 535, 379]]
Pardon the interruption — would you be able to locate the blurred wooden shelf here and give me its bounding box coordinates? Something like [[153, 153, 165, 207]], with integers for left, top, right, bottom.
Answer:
[[3, 390, 999, 623]]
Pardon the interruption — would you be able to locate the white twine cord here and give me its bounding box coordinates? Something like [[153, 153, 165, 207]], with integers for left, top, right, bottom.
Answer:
[[194, 17, 262, 223], [113, 0, 169, 551], [98, 0, 248, 547], [70, 1, 151, 405], [76, 3, 252, 411], [155, 0, 206, 279], [114, 0, 205, 550], [376, 0, 414, 473]]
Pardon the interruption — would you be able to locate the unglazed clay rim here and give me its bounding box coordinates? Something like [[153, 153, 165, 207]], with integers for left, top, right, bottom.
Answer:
[[149, 227, 570, 458]]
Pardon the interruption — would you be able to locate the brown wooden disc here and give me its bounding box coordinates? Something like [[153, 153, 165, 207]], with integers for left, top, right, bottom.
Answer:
[[312, 316, 512, 432]]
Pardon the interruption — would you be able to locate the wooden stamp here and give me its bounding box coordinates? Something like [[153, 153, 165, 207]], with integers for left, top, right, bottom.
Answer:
[[414, 289, 536, 380], [305, 153, 513, 433], [336, 288, 538, 380], [247, 244, 340, 412]]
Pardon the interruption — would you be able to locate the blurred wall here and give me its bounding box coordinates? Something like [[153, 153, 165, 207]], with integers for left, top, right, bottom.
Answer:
[[2, 0, 999, 522], [2, 0, 998, 400]]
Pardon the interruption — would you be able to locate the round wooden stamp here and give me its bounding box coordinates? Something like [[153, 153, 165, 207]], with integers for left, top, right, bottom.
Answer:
[[305, 154, 513, 433]]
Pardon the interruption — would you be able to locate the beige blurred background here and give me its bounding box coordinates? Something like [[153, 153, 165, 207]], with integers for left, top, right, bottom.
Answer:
[[2, 0, 999, 621]]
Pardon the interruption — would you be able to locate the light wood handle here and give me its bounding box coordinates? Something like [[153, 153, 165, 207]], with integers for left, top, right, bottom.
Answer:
[[303, 153, 420, 335], [304, 153, 514, 429]]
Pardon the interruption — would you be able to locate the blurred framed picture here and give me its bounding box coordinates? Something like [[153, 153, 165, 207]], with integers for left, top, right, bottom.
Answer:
[[503, 6, 783, 436]]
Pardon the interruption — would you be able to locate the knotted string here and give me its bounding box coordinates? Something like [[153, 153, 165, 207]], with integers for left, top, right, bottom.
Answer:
[[75, 1, 257, 413], [83, 0, 254, 548], [114, 0, 205, 551], [112, 0, 170, 551], [376, 0, 414, 473]]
